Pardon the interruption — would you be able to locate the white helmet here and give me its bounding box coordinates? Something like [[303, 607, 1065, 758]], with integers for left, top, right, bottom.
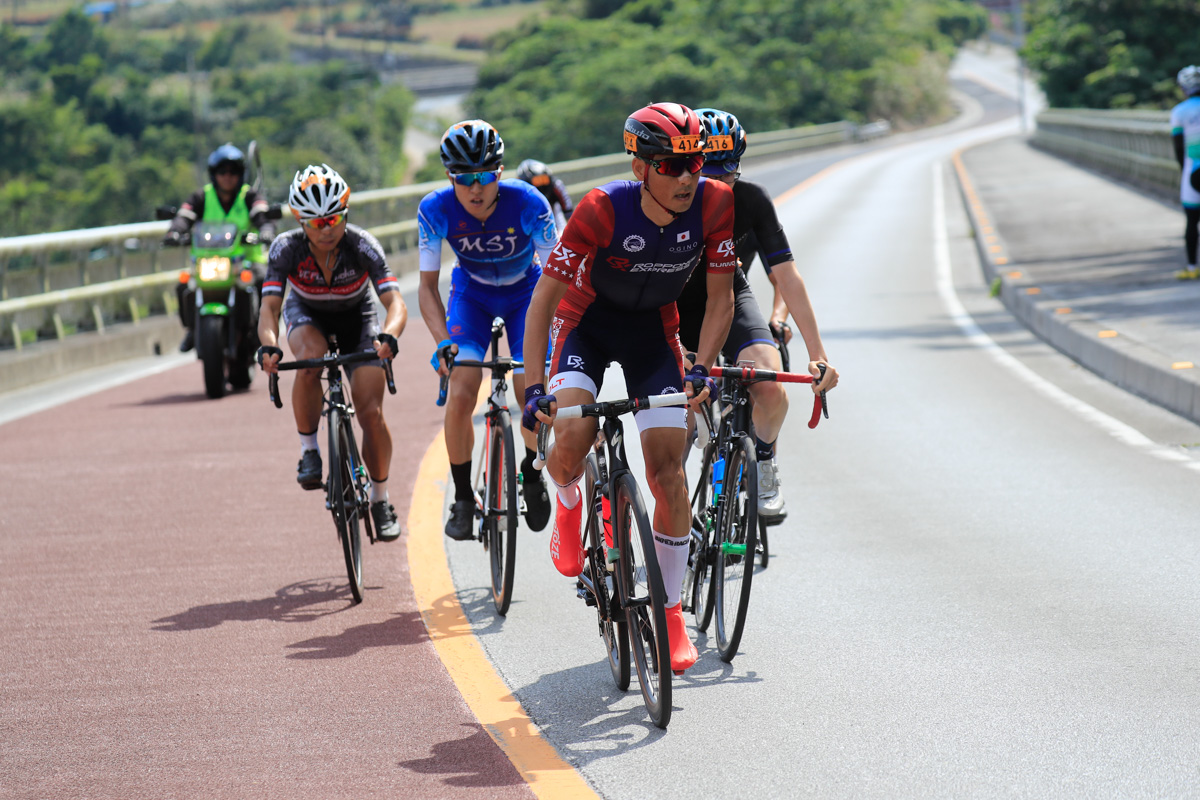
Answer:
[[289, 164, 350, 219], [1179, 66, 1200, 96]]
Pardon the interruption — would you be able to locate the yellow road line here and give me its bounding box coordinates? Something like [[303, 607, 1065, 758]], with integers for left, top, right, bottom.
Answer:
[[407, 430, 599, 800], [774, 157, 853, 206]]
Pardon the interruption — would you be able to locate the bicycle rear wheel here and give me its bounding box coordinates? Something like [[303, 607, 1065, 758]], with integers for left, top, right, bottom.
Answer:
[[487, 410, 519, 616], [687, 444, 717, 632], [615, 472, 671, 729], [757, 518, 770, 569], [585, 453, 629, 691], [714, 435, 758, 661], [330, 415, 364, 604]]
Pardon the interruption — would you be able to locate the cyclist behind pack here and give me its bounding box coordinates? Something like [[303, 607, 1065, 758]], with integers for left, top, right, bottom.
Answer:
[[522, 102, 736, 674], [164, 143, 276, 352], [516, 159, 575, 232], [418, 120, 558, 542], [676, 108, 839, 522], [256, 164, 408, 542], [1172, 66, 1200, 280]]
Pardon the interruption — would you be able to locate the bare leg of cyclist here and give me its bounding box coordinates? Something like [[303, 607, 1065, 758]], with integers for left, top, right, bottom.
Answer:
[[443, 366, 483, 541], [543, 387, 596, 577], [641, 425, 698, 673], [351, 364, 402, 541], [739, 341, 789, 521], [288, 325, 330, 490]]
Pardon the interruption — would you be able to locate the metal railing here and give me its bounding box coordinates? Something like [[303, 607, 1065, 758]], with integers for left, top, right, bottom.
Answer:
[[1032, 108, 1177, 198], [0, 119, 889, 351]]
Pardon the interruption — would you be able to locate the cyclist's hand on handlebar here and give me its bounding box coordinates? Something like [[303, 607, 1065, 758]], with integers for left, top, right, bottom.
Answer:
[[430, 339, 457, 377], [374, 332, 398, 360], [256, 345, 283, 374], [810, 360, 838, 392], [770, 319, 793, 345], [522, 384, 556, 431], [162, 230, 185, 247], [684, 364, 716, 409]]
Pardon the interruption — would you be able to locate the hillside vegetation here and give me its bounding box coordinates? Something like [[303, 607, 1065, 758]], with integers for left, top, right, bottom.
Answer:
[[466, 0, 987, 162]]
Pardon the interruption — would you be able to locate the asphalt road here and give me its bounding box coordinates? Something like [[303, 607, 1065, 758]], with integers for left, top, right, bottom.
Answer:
[[6, 42, 1200, 800]]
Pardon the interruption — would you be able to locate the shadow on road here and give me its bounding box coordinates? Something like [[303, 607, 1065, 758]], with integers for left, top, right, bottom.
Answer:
[[397, 723, 526, 789], [132, 390, 217, 406], [285, 610, 429, 659], [151, 577, 354, 631]]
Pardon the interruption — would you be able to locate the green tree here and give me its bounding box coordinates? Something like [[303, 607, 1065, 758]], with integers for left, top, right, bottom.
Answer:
[[1023, 0, 1200, 108]]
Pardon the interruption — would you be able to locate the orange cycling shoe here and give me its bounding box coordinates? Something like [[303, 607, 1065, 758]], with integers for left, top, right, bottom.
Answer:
[[665, 602, 698, 674], [549, 490, 585, 577]]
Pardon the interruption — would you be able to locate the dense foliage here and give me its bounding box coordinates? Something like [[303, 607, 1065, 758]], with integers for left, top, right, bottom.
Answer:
[[1022, 0, 1200, 109], [467, 0, 987, 162], [0, 10, 414, 238]]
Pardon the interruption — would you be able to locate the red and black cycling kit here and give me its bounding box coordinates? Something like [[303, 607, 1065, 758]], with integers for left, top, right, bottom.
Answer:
[[676, 179, 794, 358], [543, 178, 735, 427], [263, 225, 399, 363]]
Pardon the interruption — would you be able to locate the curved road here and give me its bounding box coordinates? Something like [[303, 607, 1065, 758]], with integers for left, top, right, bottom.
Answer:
[[5, 43, 1200, 799]]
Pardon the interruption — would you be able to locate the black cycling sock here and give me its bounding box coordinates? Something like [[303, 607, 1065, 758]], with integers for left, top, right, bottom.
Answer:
[[450, 461, 473, 502], [755, 436, 775, 462], [521, 447, 540, 477]]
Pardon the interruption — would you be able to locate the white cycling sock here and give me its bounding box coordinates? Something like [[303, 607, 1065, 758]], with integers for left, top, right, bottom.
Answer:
[[370, 477, 388, 505], [299, 430, 319, 456], [550, 472, 582, 509], [653, 530, 690, 608]]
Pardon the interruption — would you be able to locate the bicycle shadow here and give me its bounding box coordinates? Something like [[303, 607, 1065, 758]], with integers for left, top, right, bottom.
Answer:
[[285, 610, 429, 659], [132, 391, 218, 406], [150, 577, 354, 631], [397, 722, 526, 789]]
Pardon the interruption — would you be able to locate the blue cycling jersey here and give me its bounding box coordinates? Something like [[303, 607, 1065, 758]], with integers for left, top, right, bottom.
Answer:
[[417, 180, 558, 285]]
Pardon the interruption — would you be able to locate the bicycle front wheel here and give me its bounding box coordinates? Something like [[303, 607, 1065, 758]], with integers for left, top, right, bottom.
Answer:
[[330, 415, 364, 604], [585, 453, 629, 691], [615, 472, 671, 729], [487, 410, 519, 616], [714, 435, 758, 661]]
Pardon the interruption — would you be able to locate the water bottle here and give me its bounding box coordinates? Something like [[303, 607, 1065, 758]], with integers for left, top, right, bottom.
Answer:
[[712, 455, 725, 498]]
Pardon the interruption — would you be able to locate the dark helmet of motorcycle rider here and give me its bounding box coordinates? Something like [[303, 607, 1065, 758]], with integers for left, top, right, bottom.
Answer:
[[207, 143, 246, 200]]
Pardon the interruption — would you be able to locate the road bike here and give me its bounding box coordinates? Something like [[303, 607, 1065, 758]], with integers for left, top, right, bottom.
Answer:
[[268, 341, 396, 604], [534, 390, 692, 729], [683, 362, 826, 661], [436, 318, 521, 616]]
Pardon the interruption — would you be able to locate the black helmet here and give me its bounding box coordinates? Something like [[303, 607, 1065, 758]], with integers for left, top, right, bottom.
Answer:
[[439, 120, 505, 172], [516, 159, 553, 187], [207, 143, 246, 184]]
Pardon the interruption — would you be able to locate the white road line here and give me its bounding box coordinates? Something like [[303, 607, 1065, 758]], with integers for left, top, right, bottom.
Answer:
[[932, 161, 1200, 471]]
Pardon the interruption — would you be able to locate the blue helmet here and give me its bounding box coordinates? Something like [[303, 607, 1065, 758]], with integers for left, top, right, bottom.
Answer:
[[439, 120, 504, 173], [207, 143, 246, 184], [696, 108, 746, 175]]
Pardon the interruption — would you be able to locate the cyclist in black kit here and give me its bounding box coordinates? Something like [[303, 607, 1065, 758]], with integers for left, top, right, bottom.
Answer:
[[676, 108, 838, 522], [256, 164, 409, 542], [516, 159, 574, 232]]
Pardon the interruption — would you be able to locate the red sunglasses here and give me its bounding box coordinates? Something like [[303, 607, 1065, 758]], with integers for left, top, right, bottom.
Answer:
[[643, 154, 705, 178], [301, 211, 347, 230]]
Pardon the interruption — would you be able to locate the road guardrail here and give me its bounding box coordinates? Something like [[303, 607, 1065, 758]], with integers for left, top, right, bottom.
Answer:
[[0, 119, 889, 351], [1032, 108, 1176, 199]]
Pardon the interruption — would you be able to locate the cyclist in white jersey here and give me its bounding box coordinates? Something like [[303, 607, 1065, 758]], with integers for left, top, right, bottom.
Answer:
[[1171, 66, 1200, 280]]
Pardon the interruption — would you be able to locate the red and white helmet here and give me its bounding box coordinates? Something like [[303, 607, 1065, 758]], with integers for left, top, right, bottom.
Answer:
[[623, 103, 706, 159]]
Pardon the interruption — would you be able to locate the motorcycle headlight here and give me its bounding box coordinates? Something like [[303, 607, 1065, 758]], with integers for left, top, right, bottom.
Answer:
[[197, 256, 232, 282]]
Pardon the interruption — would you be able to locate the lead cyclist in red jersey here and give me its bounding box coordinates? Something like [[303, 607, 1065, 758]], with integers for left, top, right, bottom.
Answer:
[[522, 103, 736, 673]]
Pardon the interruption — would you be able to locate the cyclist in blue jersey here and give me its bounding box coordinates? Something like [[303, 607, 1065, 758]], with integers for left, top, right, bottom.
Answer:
[[257, 164, 408, 542], [418, 120, 558, 541], [677, 109, 838, 521], [1172, 66, 1200, 280]]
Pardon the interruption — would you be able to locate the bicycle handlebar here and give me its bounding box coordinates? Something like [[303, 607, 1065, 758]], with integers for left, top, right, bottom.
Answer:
[[532, 391, 692, 469], [710, 364, 829, 429], [267, 351, 396, 409], [436, 353, 524, 407]]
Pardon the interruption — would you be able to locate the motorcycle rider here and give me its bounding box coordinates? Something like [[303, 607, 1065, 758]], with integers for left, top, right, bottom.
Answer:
[[164, 144, 277, 352]]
